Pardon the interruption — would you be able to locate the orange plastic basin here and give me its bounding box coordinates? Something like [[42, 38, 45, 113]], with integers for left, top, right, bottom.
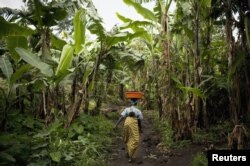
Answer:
[[125, 91, 143, 99]]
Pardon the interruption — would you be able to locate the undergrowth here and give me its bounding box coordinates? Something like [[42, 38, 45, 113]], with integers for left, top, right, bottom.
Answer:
[[0, 111, 114, 165], [150, 111, 190, 149], [192, 121, 231, 145], [149, 110, 232, 149], [192, 153, 208, 166]]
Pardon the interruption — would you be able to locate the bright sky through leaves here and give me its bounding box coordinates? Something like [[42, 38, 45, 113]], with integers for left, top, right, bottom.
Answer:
[[0, 0, 175, 30]]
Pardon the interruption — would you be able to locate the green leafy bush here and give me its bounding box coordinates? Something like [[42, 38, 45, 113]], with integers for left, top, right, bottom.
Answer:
[[0, 112, 114, 165], [151, 112, 190, 148], [193, 121, 231, 144], [192, 153, 208, 166]]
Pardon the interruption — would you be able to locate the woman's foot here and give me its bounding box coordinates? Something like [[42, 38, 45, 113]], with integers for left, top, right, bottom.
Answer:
[[128, 158, 133, 163]]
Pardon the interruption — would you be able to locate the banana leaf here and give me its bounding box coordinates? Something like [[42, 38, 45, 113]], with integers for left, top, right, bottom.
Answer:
[[55, 44, 74, 76], [0, 16, 34, 39], [123, 0, 157, 22], [15, 47, 53, 77], [7, 36, 28, 64], [74, 8, 86, 54], [0, 55, 13, 82]]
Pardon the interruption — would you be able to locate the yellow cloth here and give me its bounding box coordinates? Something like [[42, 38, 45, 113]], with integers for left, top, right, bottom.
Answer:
[[123, 117, 139, 158]]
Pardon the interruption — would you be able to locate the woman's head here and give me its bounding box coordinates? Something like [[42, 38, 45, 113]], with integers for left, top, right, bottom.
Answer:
[[130, 98, 138, 106]]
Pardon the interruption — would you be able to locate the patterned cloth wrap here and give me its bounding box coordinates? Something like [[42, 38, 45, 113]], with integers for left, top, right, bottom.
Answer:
[[123, 116, 140, 158], [121, 106, 143, 158]]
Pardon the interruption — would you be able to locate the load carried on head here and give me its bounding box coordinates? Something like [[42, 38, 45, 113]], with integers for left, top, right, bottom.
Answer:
[[125, 91, 143, 99]]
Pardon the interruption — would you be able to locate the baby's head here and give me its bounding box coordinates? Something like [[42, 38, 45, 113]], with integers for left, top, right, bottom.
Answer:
[[128, 111, 136, 117]]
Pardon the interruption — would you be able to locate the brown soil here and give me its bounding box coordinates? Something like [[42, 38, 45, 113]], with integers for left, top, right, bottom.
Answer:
[[107, 110, 204, 166]]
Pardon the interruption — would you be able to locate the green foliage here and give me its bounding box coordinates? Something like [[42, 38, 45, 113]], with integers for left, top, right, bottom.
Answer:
[[123, 0, 157, 22], [201, 0, 211, 8], [0, 112, 43, 165], [0, 16, 34, 39], [51, 35, 67, 50], [88, 99, 97, 111], [28, 0, 68, 27], [116, 13, 153, 44], [153, 0, 162, 24], [105, 111, 121, 120], [117, 12, 152, 31], [151, 112, 190, 148], [0, 112, 114, 165], [86, 0, 106, 40], [245, 16, 250, 49], [227, 51, 245, 85], [192, 153, 208, 166], [193, 121, 231, 144], [116, 13, 133, 23], [74, 8, 86, 54], [10, 64, 32, 86], [0, 134, 31, 164], [0, 55, 13, 83], [171, 75, 206, 100], [7, 36, 28, 63], [30, 114, 113, 165], [55, 44, 74, 77], [15, 47, 53, 77], [153, 0, 173, 24]]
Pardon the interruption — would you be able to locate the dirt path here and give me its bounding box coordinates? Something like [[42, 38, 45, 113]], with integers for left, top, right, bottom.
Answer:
[[166, 144, 203, 166], [107, 110, 203, 166]]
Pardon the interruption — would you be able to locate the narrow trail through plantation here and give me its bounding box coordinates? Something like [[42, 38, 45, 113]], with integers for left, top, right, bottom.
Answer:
[[107, 110, 203, 166]]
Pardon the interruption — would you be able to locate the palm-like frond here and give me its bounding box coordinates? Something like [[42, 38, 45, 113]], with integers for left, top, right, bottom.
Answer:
[[153, 1, 162, 24], [0, 16, 34, 39], [123, 0, 157, 22], [85, 0, 107, 41], [0, 7, 21, 22]]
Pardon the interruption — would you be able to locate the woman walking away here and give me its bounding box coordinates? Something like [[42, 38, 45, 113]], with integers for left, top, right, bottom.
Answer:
[[115, 98, 143, 162], [123, 111, 139, 162], [115, 98, 143, 133]]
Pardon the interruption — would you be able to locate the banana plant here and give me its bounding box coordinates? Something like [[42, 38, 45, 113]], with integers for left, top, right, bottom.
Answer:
[[65, 0, 154, 126], [0, 55, 32, 98], [0, 0, 81, 127], [164, 0, 213, 134], [0, 0, 70, 91], [0, 0, 68, 63], [1, 4, 93, 126], [118, 0, 170, 117], [0, 54, 35, 130]]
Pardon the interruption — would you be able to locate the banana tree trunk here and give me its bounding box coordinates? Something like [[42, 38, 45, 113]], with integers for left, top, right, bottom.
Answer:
[[153, 56, 163, 118], [119, 83, 124, 100], [104, 70, 113, 101], [194, 6, 204, 128], [245, 2, 250, 113], [156, 82, 163, 118], [225, 0, 238, 125], [71, 60, 78, 103], [65, 49, 103, 127], [203, 20, 212, 129], [15, 84, 25, 113], [161, 11, 171, 119]]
